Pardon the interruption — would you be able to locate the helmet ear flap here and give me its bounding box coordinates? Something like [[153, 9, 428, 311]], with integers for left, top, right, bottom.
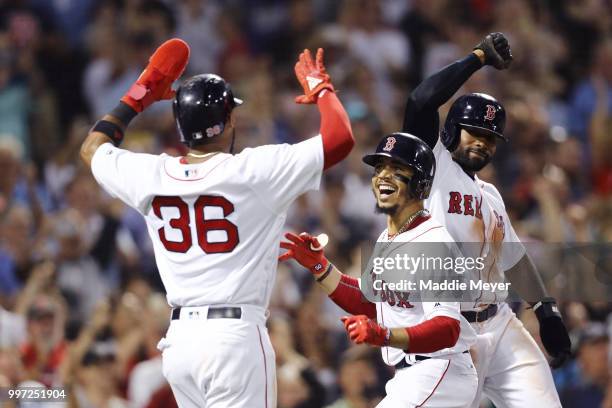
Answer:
[[409, 176, 433, 200], [441, 122, 460, 152]]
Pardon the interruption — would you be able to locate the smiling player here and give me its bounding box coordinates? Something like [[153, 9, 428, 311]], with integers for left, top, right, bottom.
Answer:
[[281, 133, 479, 408], [402, 32, 571, 407]]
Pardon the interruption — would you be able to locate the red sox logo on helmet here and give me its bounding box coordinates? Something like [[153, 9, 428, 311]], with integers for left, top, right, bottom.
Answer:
[[383, 137, 396, 152], [484, 105, 496, 121]]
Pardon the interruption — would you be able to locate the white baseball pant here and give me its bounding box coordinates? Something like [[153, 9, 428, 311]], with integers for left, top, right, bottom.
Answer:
[[468, 303, 561, 408], [158, 305, 276, 408], [377, 351, 478, 407]]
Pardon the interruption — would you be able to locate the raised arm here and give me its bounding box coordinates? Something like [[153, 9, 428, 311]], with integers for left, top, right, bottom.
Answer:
[[402, 33, 512, 148], [80, 38, 190, 167], [294, 48, 354, 169]]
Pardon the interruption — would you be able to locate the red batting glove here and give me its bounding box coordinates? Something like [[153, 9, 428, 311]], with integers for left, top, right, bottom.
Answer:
[[294, 48, 335, 104], [341, 315, 390, 347], [121, 38, 190, 113], [279, 232, 329, 275]]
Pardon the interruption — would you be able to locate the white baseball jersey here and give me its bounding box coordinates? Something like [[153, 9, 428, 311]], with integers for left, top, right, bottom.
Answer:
[[425, 138, 525, 308], [373, 218, 477, 366], [91, 136, 324, 308]]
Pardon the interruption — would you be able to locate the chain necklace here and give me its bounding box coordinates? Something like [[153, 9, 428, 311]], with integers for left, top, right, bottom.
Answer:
[[386, 209, 430, 241], [186, 151, 221, 159]]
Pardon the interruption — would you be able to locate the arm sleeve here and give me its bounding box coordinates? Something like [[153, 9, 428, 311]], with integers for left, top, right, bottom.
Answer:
[[402, 54, 482, 149], [91, 143, 160, 212], [405, 316, 460, 353], [239, 136, 324, 213], [328, 275, 377, 319], [318, 91, 354, 170]]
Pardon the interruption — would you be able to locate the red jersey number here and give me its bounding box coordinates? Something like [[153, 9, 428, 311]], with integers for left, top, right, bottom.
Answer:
[[152, 195, 239, 254]]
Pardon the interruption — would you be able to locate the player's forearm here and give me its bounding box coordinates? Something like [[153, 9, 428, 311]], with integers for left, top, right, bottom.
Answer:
[[316, 266, 377, 318], [402, 53, 482, 148], [317, 91, 354, 170], [312, 264, 342, 294], [405, 53, 483, 112], [505, 253, 548, 305], [392, 316, 460, 352], [80, 103, 137, 167]]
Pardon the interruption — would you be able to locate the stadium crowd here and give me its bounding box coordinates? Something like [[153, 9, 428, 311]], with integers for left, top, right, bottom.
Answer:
[[0, 0, 610, 407]]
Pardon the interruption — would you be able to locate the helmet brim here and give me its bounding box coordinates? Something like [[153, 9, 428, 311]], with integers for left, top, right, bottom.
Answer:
[[362, 152, 411, 168], [459, 123, 507, 141]]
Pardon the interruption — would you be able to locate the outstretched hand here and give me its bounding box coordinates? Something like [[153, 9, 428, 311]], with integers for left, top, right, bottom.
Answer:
[[279, 232, 329, 275], [121, 38, 190, 113], [294, 48, 335, 104]]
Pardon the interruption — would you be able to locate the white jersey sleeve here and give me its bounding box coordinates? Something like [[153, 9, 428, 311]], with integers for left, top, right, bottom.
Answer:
[[91, 143, 161, 213], [482, 183, 526, 270], [501, 214, 526, 270], [237, 135, 324, 213]]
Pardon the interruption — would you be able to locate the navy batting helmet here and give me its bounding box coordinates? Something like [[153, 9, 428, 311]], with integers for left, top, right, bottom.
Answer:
[[363, 133, 436, 200], [173, 74, 243, 147], [441, 93, 506, 152]]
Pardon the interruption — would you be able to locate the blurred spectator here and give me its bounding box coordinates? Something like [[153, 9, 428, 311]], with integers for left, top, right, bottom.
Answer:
[[271, 316, 326, 408], [0, 304, 25, 347], [128, 293, 171, 408], [20, 293, 67, 387], [325, 347, 384, 408], [569, 39, 612, 150], [0, 1, 608, 405], [560, 322, 610, 407], [0, 43, 30, 157], [75, 340, 128, 407], [174, 0, 224, 75]]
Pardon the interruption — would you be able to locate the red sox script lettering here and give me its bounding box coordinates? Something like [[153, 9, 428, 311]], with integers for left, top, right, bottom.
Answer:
[[448, 192, 483, 219], [484, 105, 496, 121], [383, 137, 396, 152]]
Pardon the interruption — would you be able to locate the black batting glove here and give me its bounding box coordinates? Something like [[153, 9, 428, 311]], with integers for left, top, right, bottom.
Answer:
[[474, 32, 513, 70], [534, 297, 571, 368]]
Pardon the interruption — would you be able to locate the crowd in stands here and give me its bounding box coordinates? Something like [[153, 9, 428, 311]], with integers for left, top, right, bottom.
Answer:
[[0, 0, 610, 407]]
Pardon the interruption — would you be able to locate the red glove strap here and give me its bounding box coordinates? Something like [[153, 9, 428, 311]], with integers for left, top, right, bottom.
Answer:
[[329, 275, 376, 319], [405, 316, 460, 353]]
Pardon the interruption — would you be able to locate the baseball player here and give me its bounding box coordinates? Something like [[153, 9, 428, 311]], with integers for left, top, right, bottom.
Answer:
[[280, 133, 479, 408], [401, 33, 571, 407], [80, 39, 355, 407]]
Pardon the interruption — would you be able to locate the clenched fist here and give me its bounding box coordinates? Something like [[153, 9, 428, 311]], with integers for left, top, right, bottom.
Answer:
[[342, 315, 390, 347], [474, 32, 512, 70]]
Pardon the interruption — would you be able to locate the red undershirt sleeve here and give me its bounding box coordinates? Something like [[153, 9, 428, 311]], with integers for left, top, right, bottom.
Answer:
[[405, 316, 460, 353], [317, 91, 354, 170], [328, 274, 376, 319]]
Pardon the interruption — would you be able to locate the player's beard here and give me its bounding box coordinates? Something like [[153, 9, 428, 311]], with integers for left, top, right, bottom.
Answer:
[[375, 203, 399, 216], [452, 147, 492, 173]]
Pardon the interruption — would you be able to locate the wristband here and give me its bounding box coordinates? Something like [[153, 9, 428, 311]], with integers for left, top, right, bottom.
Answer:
[[533, 297, 561, 320], [316, 263, 333, 282], [109, 102, 138, 125], [91, 120, 124, 146]]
